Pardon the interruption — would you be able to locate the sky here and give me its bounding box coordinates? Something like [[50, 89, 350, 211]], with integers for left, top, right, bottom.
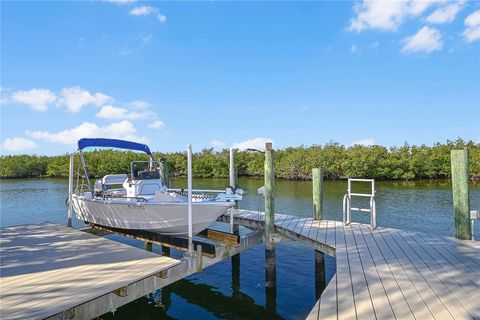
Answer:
[[1, 0, 479, 155]]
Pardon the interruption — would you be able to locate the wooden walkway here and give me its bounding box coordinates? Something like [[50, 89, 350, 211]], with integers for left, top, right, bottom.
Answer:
[[222, 209, 480, 320], [0, 223, 180, 320]]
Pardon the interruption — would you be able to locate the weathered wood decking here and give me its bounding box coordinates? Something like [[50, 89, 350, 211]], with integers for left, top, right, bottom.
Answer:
[[221, 209, 480, 320], [0, 223, 180, 320], [0, 221, 263, 320]]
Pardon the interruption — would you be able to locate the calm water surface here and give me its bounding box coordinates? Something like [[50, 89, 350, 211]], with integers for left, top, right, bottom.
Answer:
[[1, 178, 479, 319]]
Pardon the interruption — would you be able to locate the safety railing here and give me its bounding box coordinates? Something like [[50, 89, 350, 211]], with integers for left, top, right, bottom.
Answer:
[[471, 210, 479, 241], [343, 178, 377, 229]]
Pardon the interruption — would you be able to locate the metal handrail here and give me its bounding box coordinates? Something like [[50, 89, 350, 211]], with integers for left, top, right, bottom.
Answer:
[[343, 178, 377, 229], [471, 210, 479, 241]]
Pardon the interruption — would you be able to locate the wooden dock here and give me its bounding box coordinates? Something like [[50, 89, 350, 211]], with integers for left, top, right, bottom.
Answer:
[[220, 209, 480, 320], [0, 223, 180, 320], [0, 222, 262, 320]]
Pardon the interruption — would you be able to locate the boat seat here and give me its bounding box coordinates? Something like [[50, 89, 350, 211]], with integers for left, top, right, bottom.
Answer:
[[102, 174, 128, 186]]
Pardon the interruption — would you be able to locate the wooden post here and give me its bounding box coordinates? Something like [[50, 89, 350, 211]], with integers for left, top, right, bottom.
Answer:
[[315, 250, 326, 300], [451, 149, 471, 240], [67, 153, 74, 227], [160, 158, 169, 188], [312, 168, 323, 220], [264, 142, 276, 290], [231, 222, 240, 293]]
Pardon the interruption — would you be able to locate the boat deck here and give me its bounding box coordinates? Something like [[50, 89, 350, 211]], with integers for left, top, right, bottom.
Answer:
[[222, 209, 480, 320], [0, 223, 180, 320]]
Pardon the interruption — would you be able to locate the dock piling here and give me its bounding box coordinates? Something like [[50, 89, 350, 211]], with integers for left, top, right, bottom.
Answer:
[[264, 142, 276, 291], [315, 250, 326, 300], [160, 158, 169, 188], [312, 168, 323, 220], [312, 168, 326, 299], [67, 153, 74, 227], [451, 149, 471, 240]]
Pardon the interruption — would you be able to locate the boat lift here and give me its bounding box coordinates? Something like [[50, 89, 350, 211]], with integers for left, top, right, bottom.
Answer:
[[343, 178, 377, 229]]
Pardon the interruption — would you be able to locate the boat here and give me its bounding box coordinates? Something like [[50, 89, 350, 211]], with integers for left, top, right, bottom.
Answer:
[[71, 138, 243, 236]]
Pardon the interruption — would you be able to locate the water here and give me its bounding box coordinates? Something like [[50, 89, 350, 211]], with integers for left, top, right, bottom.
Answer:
[[1, 178, 479, 319]]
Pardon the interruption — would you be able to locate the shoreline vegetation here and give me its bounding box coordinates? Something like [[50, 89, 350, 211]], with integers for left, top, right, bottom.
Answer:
[[1, 139, 478, 181]]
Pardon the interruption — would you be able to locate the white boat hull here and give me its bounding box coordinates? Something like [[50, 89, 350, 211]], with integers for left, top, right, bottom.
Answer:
[[72, 195, 233, 236]]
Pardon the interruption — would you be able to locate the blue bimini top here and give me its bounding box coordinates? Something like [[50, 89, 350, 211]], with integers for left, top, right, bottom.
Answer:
[[77, 138, 152, 155]]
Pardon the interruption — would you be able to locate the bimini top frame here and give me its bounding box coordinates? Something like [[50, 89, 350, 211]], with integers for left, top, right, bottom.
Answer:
[[78, 138, 152, 156], [75, 138, 155, 194]]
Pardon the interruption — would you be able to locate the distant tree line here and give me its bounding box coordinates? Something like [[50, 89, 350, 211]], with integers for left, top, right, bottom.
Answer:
[[0, 139, 478, 180]]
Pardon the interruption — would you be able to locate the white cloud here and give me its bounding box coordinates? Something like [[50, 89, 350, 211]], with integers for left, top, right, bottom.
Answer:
[[425, 1, 464, 24], [57, 87, 112, 113], [348, 138, 375, 147], [96, 105, 152, 120], [210, 140, 227, 148], [1, 137, 38, 152], [349, 0, 441, 32], [27, 120, 147, 145], [125, 100, 151, 109], [148, 120, 165, 129], [463, 10, 480, 42], [232, 137, 273, 151], [157, 14, 167, 23], [11, 88, 57, 112], [350, 44, 358, 53], [129, 6, 166, 23], [130, 6, 156, 16], [401, 26, 443, 53]]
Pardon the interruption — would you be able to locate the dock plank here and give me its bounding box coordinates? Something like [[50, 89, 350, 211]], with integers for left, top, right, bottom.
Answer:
[[343, 226, 376, 319], [317, 275, 337, 320], [349, 225, 397, 320], [0, 223, 180, 320], [379, 229, 456, 320], [334, 224, 357, 320], [358, 224, 424, 320], [397, 229, 480, 318]]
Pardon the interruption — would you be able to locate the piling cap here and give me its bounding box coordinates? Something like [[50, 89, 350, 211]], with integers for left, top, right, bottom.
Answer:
[[265, 142, 273, 150]]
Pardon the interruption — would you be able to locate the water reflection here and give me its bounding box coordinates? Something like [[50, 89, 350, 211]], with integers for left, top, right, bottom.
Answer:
[[103, 253, 284, 320]]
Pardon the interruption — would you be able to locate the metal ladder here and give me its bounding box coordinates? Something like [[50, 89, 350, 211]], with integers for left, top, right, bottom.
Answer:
[[343, 178, 377, 229]]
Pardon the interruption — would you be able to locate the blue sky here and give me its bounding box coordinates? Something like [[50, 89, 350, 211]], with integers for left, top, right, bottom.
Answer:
[[1, 0, 479, 155]]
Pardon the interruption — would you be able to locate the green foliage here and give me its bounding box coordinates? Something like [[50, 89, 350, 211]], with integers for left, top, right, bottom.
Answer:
[[1, 139, 479, 180]]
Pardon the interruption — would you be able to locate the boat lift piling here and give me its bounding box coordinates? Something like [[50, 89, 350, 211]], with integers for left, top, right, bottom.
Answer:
[[187, 144, 194, 252], [67, 153, 74, 228], [229, 147, 241, 279], [229, 147, 236, 232]]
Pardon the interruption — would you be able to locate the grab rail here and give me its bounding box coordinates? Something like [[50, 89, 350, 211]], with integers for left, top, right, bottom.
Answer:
[[343, 178, 377, 229]]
